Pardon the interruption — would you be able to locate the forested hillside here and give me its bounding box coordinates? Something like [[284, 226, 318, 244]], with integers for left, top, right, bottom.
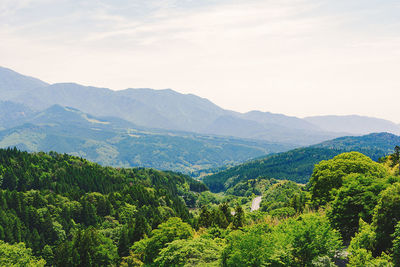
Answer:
[[0, 104, 294, 173], [0, 148, 207, 266], [203, 132, 400, 192], [1, 148, 400, 266]]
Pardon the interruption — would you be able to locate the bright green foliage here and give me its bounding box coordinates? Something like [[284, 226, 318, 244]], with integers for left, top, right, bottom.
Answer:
[[2, 146, 400, 266], [309, 152, 388, 205], [383, 146, 400, 176], [221, 226, 278, 267], [132, 217, 193, 264], [278, 213, 342, 266], [348, 219, 376, 253], [348, 249, 392, 267], [197, 191, 225, 207], [0, 240, 46, 266], [346, 220, 393, 266], [260, 180, 304, 213], [269, 207, 296, 219], [0, 148, 207, 265], [222, 213, 342, 267], [328, 174, 387, 240], [120, 251, 143, 267], [154, 238, 223, 266], [373, 182, 400, 253]]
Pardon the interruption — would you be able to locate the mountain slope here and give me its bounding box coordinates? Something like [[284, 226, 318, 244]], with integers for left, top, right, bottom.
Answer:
[[242, 110, 320, 131], [0, 66, 48, 99], [202, 132, 400, 192], [13, 83, 179, 130], [0, 67, 343, 145], [2, 67, 400, 145], [0, 147, 208, 262], [205, 114, 340, 146], [0, 101, 34, 129], [0, 105, 295, 173], [117, 88, 232, 132]]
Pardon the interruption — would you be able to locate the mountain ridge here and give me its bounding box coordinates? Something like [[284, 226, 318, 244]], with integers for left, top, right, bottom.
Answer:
[[202, 132, 400, 192], [0, 104, 295, 173], [1, 66, 400, 146], [0, 66, 49, 100]]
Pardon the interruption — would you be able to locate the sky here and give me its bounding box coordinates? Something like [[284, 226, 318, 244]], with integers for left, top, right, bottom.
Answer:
[[1, 0, 399, 122]]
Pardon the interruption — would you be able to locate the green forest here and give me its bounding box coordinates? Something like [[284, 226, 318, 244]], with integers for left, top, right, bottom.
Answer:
[[0, 146, 400, 266], [203, 133, 400, 192]]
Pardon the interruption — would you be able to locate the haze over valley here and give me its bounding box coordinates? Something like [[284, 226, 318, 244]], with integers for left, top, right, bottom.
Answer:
[[1, 66, 399, 174]]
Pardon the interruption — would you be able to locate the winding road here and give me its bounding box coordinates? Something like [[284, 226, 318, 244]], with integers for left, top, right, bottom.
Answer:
[[251, 196, 262, 211]]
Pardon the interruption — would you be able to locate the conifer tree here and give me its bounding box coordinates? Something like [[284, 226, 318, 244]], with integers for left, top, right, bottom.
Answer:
[[233, 205, 244, 229]]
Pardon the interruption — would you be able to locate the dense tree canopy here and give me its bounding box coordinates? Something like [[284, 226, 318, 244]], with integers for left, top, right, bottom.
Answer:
[[0, 148, 207, 266], [372, 182, 400, 253], [309, 152, 388, 205], [221, 213, 342, 267], [0, 147, 399, 266], [154, 237, 223, 266], [0, 240, 46, 266], [132, 217, 194, 264], [327, 174, 388, 241]]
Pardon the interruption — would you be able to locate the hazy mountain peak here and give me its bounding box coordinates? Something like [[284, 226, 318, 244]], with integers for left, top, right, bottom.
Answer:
[[1, 66, 399, 145], [241, 110, 322, 131], [0, 66, 49, 100]]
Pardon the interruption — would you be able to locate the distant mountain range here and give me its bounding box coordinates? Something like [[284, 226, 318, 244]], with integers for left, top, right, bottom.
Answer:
[[202, 132, 400, 192], [3, 66, 399, 146], [1, 66, 400, 173], [0, 102, 295, 173]]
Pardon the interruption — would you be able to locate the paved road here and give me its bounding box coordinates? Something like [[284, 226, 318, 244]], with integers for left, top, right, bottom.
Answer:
[[251, 196, 262, 211]]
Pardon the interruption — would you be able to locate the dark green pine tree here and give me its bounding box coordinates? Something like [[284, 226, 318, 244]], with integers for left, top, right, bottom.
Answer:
[[31, 228, 41, 252], [233, 205, 244, 229], [2, 170, 17, 190], [199, 206, 212, 228], [132, 215, 150, 242], [213, 208, 229, 229], [118, 225, 130, 257], [81, 201, 98, 226], [219, 202, 233, 223], [394, 146, 400, 173], [42, 245, 55, 266]]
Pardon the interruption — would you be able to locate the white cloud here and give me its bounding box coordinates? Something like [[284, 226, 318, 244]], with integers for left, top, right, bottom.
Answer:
[[1, 0, 400, 122]]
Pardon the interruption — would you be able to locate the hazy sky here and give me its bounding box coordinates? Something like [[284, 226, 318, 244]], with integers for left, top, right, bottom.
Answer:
[[1, 0, 399, 122]]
